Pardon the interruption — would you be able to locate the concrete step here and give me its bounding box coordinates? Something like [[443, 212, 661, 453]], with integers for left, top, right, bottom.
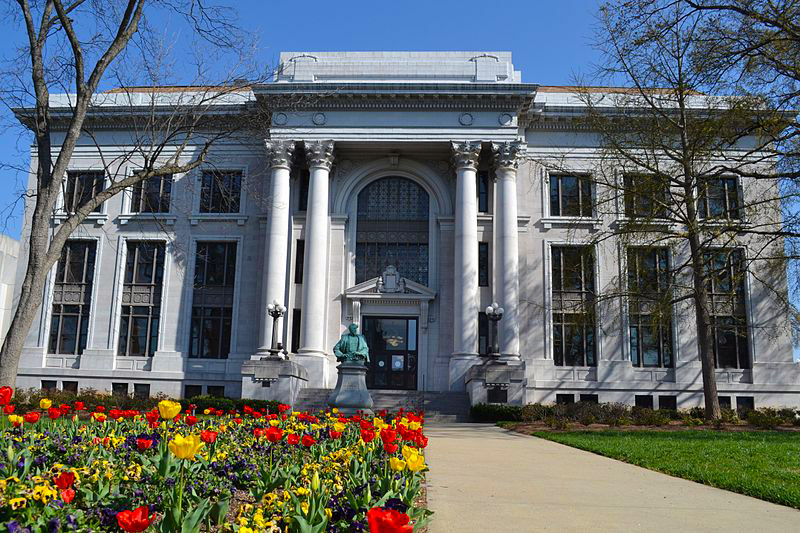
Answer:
[[293, 388, 471, 422]]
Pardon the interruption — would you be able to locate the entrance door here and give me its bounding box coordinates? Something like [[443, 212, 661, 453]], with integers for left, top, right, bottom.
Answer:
[[362, 316, 418, 390]]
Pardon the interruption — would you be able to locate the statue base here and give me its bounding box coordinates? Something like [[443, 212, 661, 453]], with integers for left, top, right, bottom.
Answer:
[[327, 361, 374, 416]]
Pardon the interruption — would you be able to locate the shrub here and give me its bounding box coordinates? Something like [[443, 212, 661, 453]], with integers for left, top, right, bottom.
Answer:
[[597, 403, 630, 425], [521, 403, 552, 422], [720, 408, 740, 424], [471, 403, 522, 422], [631, 407, 670, 426], [544, 415, 569, 430], [746, 408, 784, 429], [682, 416, 704, 426]]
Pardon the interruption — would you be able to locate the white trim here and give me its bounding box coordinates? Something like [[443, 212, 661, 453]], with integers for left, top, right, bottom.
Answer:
[[540, 168, 601, 229]]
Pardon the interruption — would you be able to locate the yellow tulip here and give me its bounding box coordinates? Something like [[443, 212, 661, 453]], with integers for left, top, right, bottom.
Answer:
[[168, 434, 204, 460], [406, 452, 426, 472], [158, 400, 181, 419], [389, 457, 407, 472], [8, 415, 22, 425], [401, 445, 417, 462], [408, 421, 421, 431], [269, 419, 280, 427], [333, 422, 346, 433], [373, 418, 387, 430], [39, 398, 52, 409]]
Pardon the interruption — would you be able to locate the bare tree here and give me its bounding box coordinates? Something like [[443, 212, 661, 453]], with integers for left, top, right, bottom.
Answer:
[[0, 0, 273, 385], [560, 0, 793, 419]]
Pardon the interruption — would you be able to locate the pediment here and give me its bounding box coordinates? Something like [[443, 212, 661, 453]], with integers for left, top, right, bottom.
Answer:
[[344, 276, 436, 300]]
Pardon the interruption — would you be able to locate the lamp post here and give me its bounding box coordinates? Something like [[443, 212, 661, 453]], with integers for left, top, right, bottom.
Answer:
[[485, 301, 504, 358], [266, 299, 287, 359]]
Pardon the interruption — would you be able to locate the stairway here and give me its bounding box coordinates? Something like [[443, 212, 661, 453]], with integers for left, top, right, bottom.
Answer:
[[293, 388, 471, 422]]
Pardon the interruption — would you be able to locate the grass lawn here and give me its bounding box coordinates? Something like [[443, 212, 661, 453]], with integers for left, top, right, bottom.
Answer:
[[531, 430, 800, 509]]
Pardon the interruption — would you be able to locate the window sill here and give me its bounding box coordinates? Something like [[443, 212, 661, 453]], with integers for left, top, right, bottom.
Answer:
[[189, 214, 248, 226], [117, 213, 177, 226], [699, 219, 749, 230], [615, 217, 676, 229], [541, 216, 601, 230], [52, 213, 108, 226]]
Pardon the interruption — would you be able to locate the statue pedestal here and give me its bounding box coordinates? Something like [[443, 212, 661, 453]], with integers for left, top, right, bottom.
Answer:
[[327, 361, 374, 416], [241, 358, 308, 405]]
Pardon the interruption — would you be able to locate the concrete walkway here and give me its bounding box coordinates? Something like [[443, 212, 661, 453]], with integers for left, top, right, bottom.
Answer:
[[425, 424, 800, 532]]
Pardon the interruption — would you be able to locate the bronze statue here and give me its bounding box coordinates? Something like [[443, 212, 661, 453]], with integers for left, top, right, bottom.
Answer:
[[333, 323, 370, 363]]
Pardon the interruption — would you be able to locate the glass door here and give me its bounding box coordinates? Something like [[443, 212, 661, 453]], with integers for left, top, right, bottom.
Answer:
[[362, 316, 418, 390]]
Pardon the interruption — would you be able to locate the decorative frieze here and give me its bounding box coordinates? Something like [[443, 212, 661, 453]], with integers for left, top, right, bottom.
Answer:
[[304, 140, 335, 171], [264, 140, 296, 169], [451, 141, 482, 170]]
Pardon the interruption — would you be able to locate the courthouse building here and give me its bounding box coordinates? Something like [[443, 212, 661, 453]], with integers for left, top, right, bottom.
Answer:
[[12, 51, 800, 409]]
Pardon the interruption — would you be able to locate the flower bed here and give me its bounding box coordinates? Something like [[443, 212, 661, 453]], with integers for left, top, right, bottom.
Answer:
[[0, 386, 430, 532]]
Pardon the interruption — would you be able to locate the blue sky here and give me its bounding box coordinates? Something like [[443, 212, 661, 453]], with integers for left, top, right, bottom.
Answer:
[[0, 0, 600, 237]]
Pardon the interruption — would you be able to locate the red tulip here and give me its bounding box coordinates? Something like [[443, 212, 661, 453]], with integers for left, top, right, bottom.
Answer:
[[136, 438, 153, 450], [59, 404, 71, 414], [23, 412, 40, 424], [233, 417, 242, 425], [366, 507, 413, 533], [266, 427, 284, 443], [0, 386, 12, 405], [200, 430, 218, 444], [185, 415, 198, 426], [53, 471, 75, 490], [109, 409, 123, 420], [117, 505, 155, 532], [145, 410, 159, 425], [73, 401, 85, 411], [287, 433, 300, 446], [384, 441, 399, 454], [415, 435, 428, 449], [301, 435, 316, 447], [329, 430, 342, 439], [48, 407, 62, 420], [60, 488, 75, 504], [3, 405, 14, 414], [95, 406, 105, 412], [380, 429, 397, 445], [361, 429, 376, 443], [278, 404, 291, 413]]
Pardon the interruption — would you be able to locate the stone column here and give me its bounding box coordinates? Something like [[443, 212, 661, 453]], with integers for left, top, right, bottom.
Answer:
[[449, 141, 482, 389], [297, 140, 335, 385], [256, 140, 295, 356], [492, 141, 524, 361]]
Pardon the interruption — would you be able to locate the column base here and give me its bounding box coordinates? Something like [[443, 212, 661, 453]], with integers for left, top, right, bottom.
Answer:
[[449, 353, 482, 391], [241, 358, 308, 405], [294, 350, 335, 388]]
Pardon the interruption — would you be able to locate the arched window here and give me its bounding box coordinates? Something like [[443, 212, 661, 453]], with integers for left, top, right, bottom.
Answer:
[[356, 177, 430, 285]]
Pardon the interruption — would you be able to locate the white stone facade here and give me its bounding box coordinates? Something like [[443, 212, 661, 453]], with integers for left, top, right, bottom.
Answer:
[[12, 51, 800, 408]]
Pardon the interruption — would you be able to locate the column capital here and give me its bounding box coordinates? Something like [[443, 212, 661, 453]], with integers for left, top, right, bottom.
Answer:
[[304, 140, 335, 171], [264, 140, 296, 169], [451, 141, 482, 170], [491, 140, 526, 171]]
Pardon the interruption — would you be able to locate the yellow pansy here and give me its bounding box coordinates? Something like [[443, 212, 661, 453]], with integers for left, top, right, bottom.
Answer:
[[168, 434, 204, 460], [325, 508, 333, 519], [295, 487, 310, 497], [33, 484, 57, 503], [389, 457, 407, 472], [9, 497, 26, 509], [406, 452, 426, 472], [158, 400, 181, 419], [300, 501, 309, 514], [39, 398, 52, 409], [269, 419, 280, 427]]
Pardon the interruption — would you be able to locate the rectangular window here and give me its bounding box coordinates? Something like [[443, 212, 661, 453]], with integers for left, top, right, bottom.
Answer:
[[478, 242, 490, 287], [718, 395, 732, 410], [658, 395, 677, 410], [635, 395, 654, 409], [627, 247, 673, 368], [49, 240, 96, 355], [478, 312, 489, 355], [477, 171, 490, 213], [207, 385, 225, 398], [133, 383, 150, 399], [41, 380, 57, 391], [549, 174, 592, 217], [556, 394, 575, 405], [579, 394, 599, 404], [190, 242, 237, 359], [65, 170, 104, 213], [298, 168, 310, 211], [699, 177, 740, 220], [551, 246, 596, 366], [736, 396, 754, 413], [130, 175, 172, 213], [62, 381, 78, 394], [200, 170, 242, 213], [291, 309, 302, 353], [294, 240, 305, 284], [705, 249, 749, 369], [118, 242, 165, 357], [487, 387, 507, 404], [184, 385, 202, 399], [112, 383, 128, 398], [623, 173, 668, 219]]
